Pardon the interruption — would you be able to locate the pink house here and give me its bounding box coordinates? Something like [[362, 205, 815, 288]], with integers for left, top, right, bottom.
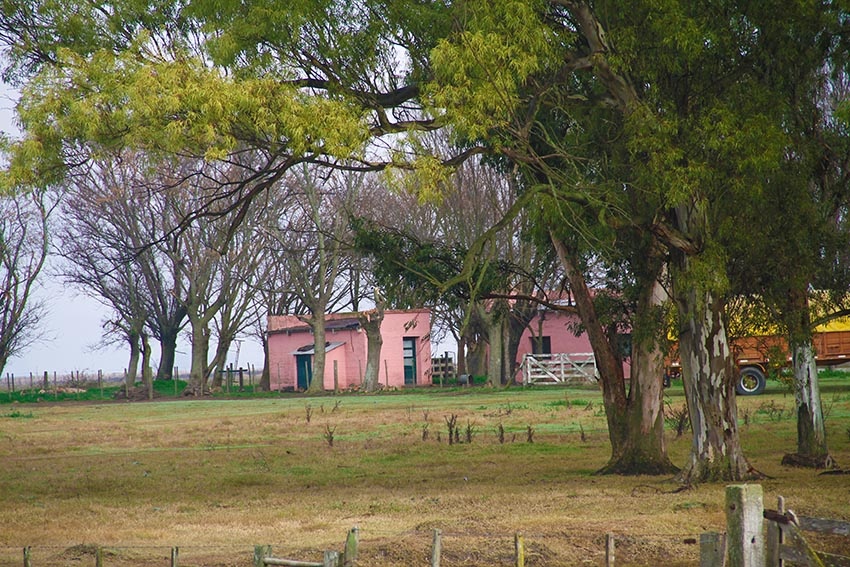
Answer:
[[514, 306, 630, 384], [267, 310, 432, 391]]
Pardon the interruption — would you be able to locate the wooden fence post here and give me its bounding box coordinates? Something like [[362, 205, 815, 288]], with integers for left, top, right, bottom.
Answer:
[[766, 495, 784, 567], [700, 532, 727, 567], [514, 533, 525, 567], [343, 526, 358, 566], [726, 484, 764, 567], [431, 529, 442, 567], [605, 533, 615, 566], [23, 546, 31, 567], [254, 545, 272, 567], [322, 550, 339, 567], [766, 495, 783, 567], [95, 546, 103, 567], [171, 546, 179, 567]]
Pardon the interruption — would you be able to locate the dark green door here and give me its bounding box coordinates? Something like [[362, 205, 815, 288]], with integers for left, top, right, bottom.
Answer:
[[296, 354, 312, 390], [403, 338, 416, 386]]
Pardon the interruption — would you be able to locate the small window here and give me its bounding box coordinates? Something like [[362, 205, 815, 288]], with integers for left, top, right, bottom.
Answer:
[[530, 336, 551, 355]]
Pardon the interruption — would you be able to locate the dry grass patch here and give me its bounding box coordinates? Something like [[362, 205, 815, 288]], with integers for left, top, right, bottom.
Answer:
[[1, 382, 848, 565]]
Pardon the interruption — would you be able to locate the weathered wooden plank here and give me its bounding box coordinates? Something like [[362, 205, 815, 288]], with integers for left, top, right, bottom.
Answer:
[[700, 532, 727, 567], [798, 516, 850, 537], [263, 559, 323, 567], [818, 551, 850, 567], [780, 545, 817, 565], [780, 523, 826, 567]]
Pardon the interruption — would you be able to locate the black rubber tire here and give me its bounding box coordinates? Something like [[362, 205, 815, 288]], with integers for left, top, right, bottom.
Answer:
[[736, 366, 767, 396]]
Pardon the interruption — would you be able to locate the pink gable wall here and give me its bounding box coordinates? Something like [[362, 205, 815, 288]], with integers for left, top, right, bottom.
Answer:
[[267, 310, 432, 391], [513, 308, 630, 382], [516, 309, 592, 359]]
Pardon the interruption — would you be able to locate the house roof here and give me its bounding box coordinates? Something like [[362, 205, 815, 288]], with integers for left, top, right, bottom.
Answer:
[[291, 341, 345, 355], [267, 309, 431, 335], [268, 317, 361, 335]]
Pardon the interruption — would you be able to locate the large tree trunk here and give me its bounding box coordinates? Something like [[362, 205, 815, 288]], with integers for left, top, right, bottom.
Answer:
[[505, 301, 538, 386], [675, 287, 759, 483], [306, 318, 327, 393], [552, 233, 628, 460], [208, 337, 230, 389], [484, 307, 506, 386], [599, 275, 677, 475], [141, 332, 153, 400], [157, 328, 179, 381], [783, 291, 831, 467], [185, 320, 211, 396], [125, 330, 141, 391], [553, 234, 675, 474], [259, 335, 271, 392], [359, 301, 385, 392]]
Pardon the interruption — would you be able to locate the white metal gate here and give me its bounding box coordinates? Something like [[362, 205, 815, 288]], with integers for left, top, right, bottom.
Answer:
[[520, 353, 598, 385]]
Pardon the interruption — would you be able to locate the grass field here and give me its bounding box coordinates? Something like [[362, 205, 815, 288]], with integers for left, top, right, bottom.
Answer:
[[1, 375, 849, 566]]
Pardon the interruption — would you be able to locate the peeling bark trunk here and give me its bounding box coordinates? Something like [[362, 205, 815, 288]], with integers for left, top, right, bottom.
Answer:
[[599, 275, 678, 475], [552, 233, 676, 474], [788, 341, 829, 464], [676, 288, 759, 483], [784, 291, 830, 467]]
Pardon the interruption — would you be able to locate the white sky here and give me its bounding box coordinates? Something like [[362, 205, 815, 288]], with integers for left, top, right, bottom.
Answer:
[[1, 81, 264, 379]]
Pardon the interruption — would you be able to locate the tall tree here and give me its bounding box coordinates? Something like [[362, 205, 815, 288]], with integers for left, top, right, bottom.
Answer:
[[0, 188, 52, 377], [261, 166, 354, 393]]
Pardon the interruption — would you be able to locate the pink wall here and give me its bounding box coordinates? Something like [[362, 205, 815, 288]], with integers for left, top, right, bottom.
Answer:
[[513, 308, 630, 382], [267, 310, 432, 391], [516, 309, 593, 360]]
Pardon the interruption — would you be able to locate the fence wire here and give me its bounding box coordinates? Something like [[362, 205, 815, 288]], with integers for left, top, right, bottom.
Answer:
[[0, 528, 705, 567]]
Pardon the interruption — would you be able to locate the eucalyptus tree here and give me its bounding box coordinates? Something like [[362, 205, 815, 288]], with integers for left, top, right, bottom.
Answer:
[[727, 55, 850, 468], [0, 188, 52, 377], [424, 0, 848, 481]]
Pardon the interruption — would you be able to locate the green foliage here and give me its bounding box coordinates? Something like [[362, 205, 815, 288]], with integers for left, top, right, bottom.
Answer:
[[427, 0, 558, 140], [351, 216, 515, 310]]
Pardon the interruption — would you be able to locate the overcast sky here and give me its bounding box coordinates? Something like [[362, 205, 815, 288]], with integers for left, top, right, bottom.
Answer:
[[2, 81, 264, 379]]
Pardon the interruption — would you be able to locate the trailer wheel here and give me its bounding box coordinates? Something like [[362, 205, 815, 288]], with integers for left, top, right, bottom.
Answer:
[[736, 367, 766, 396]]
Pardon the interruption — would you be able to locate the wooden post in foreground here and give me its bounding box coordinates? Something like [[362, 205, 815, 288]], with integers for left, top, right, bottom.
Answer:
[[514, 533, 525, 567], [322, 550, 339, 567], [343, 526, 358, 566], [605, 533, 615, 566], [254, 545, 272, 567], [431, 529, 442, 567], [171, 546, 179, 567], [766, 496, 785, 567], [726, 484, 764, 567], [23, 546, 31, 567], [700, 532, 726, 567]]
